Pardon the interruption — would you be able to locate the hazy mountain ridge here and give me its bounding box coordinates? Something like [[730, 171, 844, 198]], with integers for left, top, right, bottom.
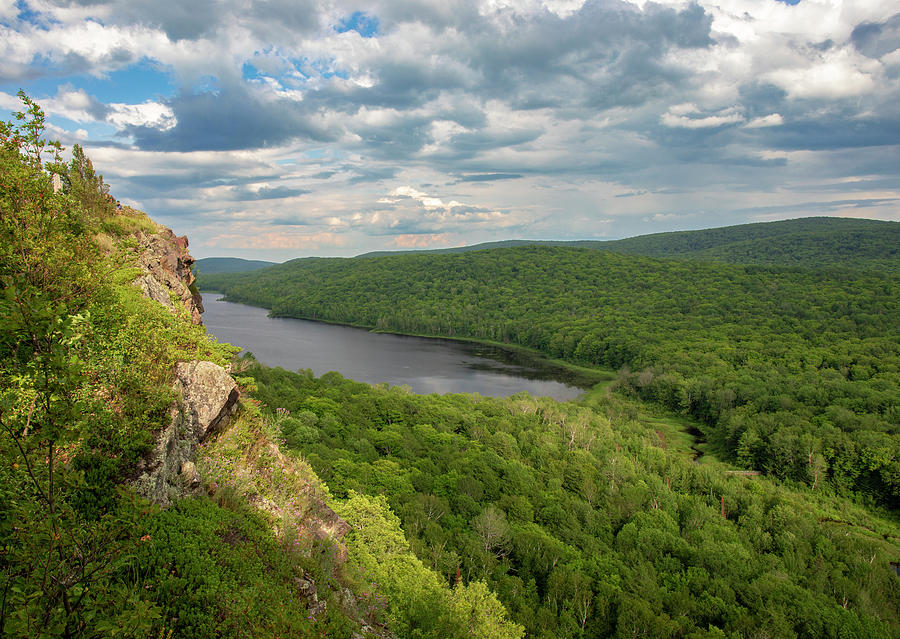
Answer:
[[193, 257, 277, 274]]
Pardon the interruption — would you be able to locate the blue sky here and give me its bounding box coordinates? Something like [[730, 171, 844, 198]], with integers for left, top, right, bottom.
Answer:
[[1, 0, 898, 260]]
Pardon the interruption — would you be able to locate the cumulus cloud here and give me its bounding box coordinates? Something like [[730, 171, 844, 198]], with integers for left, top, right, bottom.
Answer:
[[107, 101, 176, 129], [661, 104, 744, 128], [389, 186, 507, 225], [1, 0, 898, 257], [391, 233, 451, 248]]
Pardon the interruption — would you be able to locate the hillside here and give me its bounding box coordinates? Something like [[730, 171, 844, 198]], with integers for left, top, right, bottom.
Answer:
[[200, 245, 900, 510], [193, 256, 277, 274], [0, 97, 522, 638], [355, 217, 900, 272], [4, 97, 899, 639], [246, 364, 900, 638], [599, 217, 900, 270]]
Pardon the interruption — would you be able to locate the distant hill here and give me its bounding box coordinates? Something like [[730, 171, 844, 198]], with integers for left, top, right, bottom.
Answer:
[[193, 257, 277, 274], [358, 217, 900, 272]]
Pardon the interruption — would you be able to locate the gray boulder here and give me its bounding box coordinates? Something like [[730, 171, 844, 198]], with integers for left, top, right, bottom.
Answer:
[[132, 360, 239, 506]]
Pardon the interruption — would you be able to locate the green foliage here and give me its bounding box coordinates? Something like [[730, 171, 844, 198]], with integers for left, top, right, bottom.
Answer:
[[205, 244, 900, 508], [250, 364, 900, 638], [595, 217, 900, 271], [126, 496, 342, 638], [0, 94, 310, 638], [352, 217, 900, 272], [65, 144, 114, 222], [336, 491, 524, 639]]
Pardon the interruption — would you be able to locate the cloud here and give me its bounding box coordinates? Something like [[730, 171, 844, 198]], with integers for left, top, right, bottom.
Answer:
[[456, 173, 523, 182], [391, 233, 451, 248], [2, 0, 899, 257], [228, 185, 311, 201], [390, 186, 506, 223], [107, 101, 175, 129], [763, 49, 879, 100], [126, 84, 337, 151], [851, 13, 900, 59], [206, 229, 346, 251], [744, 113, 783, 129], [661, 104, 744, 129]]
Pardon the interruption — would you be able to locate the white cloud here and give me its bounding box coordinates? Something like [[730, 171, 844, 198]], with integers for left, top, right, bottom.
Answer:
[[107, 102, 177, 130], [389, 185, 508, 223], [744, 113, 783, 129], [661, 105, 744, 128], [0, 0, 17, 21], [1, 0, 898, 258], [764, 48, 880, 100]]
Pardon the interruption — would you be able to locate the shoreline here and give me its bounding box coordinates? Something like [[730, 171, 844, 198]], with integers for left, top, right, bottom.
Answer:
[[201, 289, 616, 391]]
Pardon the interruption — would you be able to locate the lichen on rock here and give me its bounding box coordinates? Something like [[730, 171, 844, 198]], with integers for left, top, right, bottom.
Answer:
[[132, 360, 239, 506], [174, 360, 240, 441]]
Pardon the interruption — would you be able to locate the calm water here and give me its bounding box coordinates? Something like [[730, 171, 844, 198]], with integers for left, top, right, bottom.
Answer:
[[201, 294, 589, 400]]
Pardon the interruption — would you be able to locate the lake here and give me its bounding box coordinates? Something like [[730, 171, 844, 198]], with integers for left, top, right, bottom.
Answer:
[[201, 294, 591, 400]]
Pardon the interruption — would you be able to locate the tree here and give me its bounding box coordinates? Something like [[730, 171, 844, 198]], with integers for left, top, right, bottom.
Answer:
[[0, 93, 145, 638], [449, 580, 524, 639], [472, 504, 510, 558]]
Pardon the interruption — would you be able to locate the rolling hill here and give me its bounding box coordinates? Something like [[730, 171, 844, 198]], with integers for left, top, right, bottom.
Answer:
[[356, 217, 900, 272], [193, 256, 277, 274]]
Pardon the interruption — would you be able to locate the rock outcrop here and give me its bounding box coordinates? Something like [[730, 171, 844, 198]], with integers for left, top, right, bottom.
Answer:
[[133, 227, 204, 324], [174, 361, 240, 441], [132, 360, 239, 506], [128, 224, 240, 505], [126, 221, 351, 576]]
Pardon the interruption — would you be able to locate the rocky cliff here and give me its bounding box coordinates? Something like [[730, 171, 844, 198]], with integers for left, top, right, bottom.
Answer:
[[133, 227, 204, 324], [127, 225, 352, 558], [129, 227, 236, 504]]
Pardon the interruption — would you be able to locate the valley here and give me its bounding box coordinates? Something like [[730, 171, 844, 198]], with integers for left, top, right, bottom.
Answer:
[[2, 103, 898, 638]]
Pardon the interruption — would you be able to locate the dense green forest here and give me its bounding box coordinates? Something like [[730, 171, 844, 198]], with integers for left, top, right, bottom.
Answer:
[[356, 217, 900, 272], [201, 244, 900, 510], [248, 363, 900, 638]]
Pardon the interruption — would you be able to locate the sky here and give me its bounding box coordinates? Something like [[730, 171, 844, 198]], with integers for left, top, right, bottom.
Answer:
[[1, 0, 899, 260]]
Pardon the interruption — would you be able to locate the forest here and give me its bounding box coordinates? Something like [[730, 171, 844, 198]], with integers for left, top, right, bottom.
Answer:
[[200, 242, 900, 510], [3, 94, 899, 638], [356, 217, 900, 273], [247, 362, 900, 638]]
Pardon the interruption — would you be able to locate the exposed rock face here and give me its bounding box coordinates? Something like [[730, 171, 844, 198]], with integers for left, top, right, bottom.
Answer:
[[308, 495, 352, 544], [134, 273, 174, 311], [132, 360, 239, 506], [133, 227, 204, 324], [125, 221, 357, 591], [174, 361, 240, 440]]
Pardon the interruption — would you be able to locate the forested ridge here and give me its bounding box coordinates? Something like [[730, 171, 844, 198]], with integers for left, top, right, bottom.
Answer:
[[201, 245, 900, 509], [248, 363, 900, 638], [356, 217, 900, 272]]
